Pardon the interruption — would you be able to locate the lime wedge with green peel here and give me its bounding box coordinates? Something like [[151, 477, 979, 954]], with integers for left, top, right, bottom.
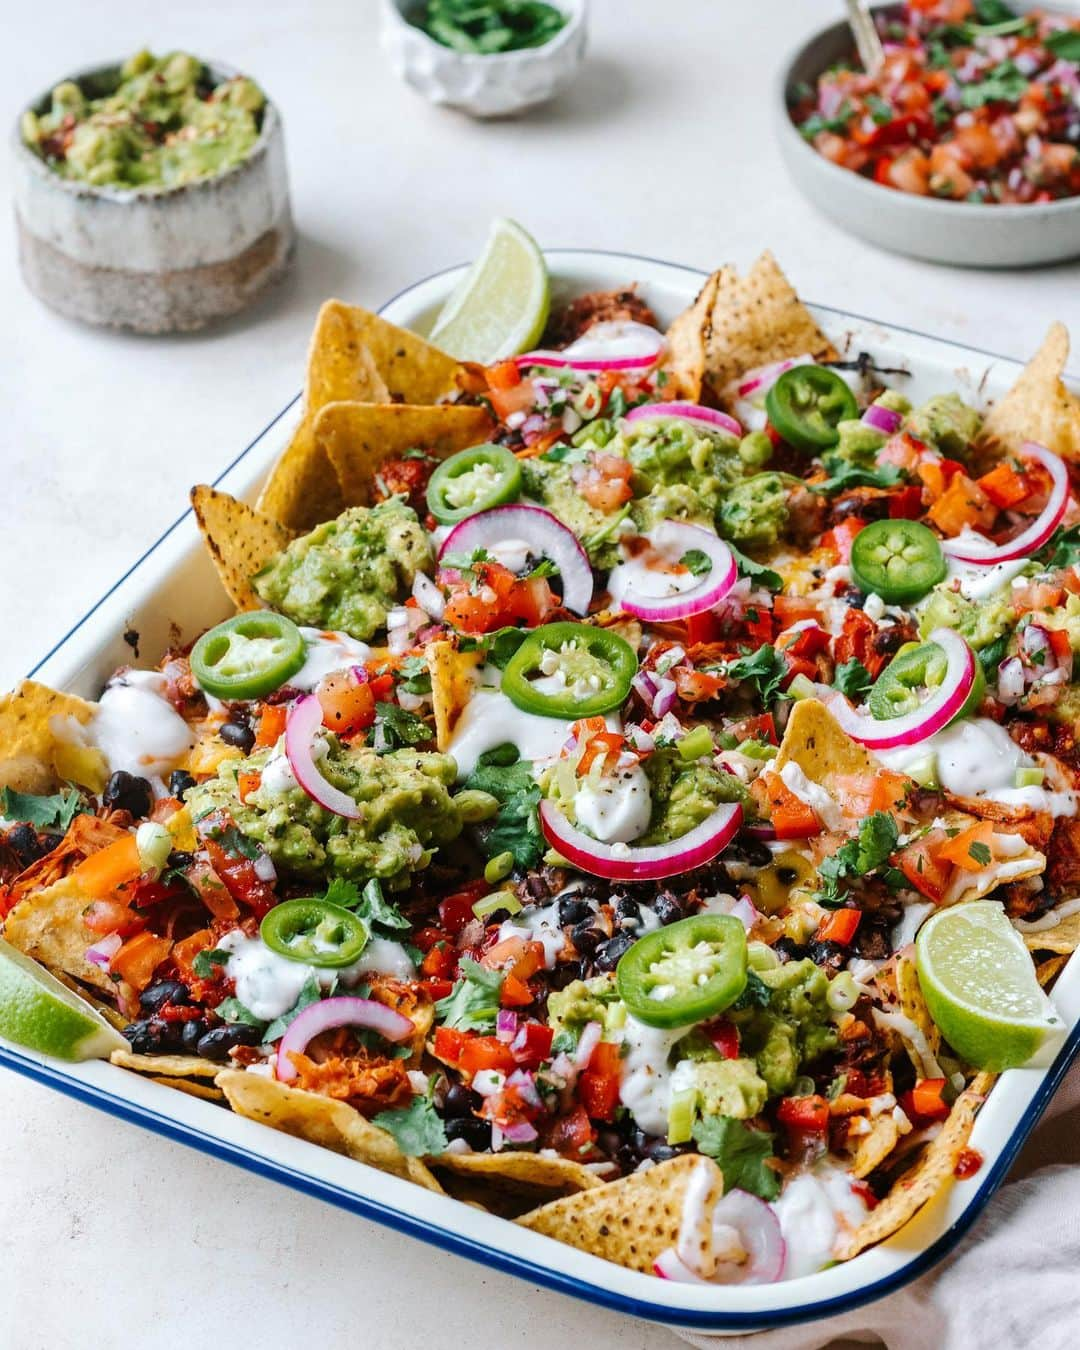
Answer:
[[915, 901, 1064, 1071], [0, 938, 126, 1061], [429, 218, 549, 363]]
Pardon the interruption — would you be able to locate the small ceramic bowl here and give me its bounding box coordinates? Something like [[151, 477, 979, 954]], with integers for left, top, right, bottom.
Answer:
[[775, 8, 1080, 268], [11, 60, 295, 333], [379, 0, 588, 119]]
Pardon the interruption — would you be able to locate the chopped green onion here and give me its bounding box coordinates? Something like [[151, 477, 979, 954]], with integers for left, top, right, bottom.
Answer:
[[792, 1075, 818, 1098], [827, 972, 859, 1013], [677, 725, 714, 762], [786, 673, 818, 702], [667, 1087, 697, 1145], [737, 737, 778, 762], [483, 851, 515, 885], [747, 940, 780, 972], [135, 821, 172, 874], [903, 753, 938, 789], [1014, 766, 1045, 788], [472, 890, 522, 920]]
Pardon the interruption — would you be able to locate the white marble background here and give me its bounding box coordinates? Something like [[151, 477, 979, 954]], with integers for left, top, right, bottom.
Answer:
[[0, 2, 1078, 1346]]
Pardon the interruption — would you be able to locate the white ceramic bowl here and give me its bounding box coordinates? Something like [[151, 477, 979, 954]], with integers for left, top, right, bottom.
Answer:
[[12, 59, 295, 333], [379, 0, 587, 119], [775, 8, 1080, 268]]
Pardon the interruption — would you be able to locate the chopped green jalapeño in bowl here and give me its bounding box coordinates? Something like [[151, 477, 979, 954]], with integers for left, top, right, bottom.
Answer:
[[415, 0, 568, 54], [21, 49, 266, 190]]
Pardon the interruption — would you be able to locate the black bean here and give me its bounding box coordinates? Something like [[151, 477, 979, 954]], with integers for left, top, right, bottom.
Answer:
[[653, 891, 683, 926], [7, 823, 46, 868], [169, 769, 197, 801], [594, 932, 636, 971], [196, 1023, 264, 1060], [807, 938, 846, 975], [167, 850, 194, 870], [220, 720, 255, 753], [525, 874, 550, 903], [139, 979, 190, 1013], [181, 1019, 207, 1052], [845, 590, 867, 609], [444, 1117, 493, 1150], [571, 920, 603, 957], [613, 895, 641, 926], [123, 1018, 183, 1055], [103, 770, 153, 818], [558, 894, 594, 927], [772, 937, 807, 964], [644, 1140, 691, 1163], [443, 1083, 482, 1118], [549, 959, 583, 991]]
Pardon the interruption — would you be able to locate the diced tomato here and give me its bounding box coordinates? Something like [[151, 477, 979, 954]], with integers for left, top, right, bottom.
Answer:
[[72, 834, 142, 900], [777, 1094, 830, 1133], [833, 607, 879, 673], [861, 114, 934, 150], [432, 1025, 468, 1066], [500, 973, 534, 1008], [438, 882, 488, 936], [511, 1021, 554, 1067], [686, 609, 725, 646], [821, 517, 866, 563], [889, 484, 925, 519], [549, 1103, 596, 1156], [204, 838, 275, 919], [896, 830, 953, 902], [900, 1077, 951, 1123], [772, 597, 823, 628], [815, 909, 863, 946], [927, 473, 995, 536], [731, 713, 778, 746], [938, 820, 995, 872], [879, 434, 924, 474], [237, 771, 261, 804], [779, 623, 831, 659], [83, 895, 145, 938], [704, 1019, 740, 1059], [782, 654, 819, 685], [674, 667, 726, 702], [578, 731, 624, 775], [149, 796, 183, 823], [111, 932, 173, 992], [578, 1067, 621, 1122], [759, 774, 822, 840], [834, 770, 911, 821], [420, 977, 453, 1002], [978, 461, 1032, 510], [488, 380, 536, 421], [317, 672, 376, 736], [413, 926, 449, 954], [172, 928, 214, 981], [1013, 580, 1066, 615], [421, 943, 457, 981], [458, 1035, 516, 1078], [254, 703, 288, 749], [487, 358, 522, 390]]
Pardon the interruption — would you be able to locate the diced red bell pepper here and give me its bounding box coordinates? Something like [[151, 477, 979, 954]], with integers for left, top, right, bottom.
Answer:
[[705, 1020, 740, 1059], [204, 838, 276, 919], [888, 485, 924, 519], [822, 517, 867, 563], [111, 932, 173, 992], [438, 881, 488, 936], [458, 1035, 516, 1078], [433, 1025, 467, 1066], [578, 1042, 622, 1122], [421, 942, 457, 981], [511, 1021, 554, 1068], [977, 461, 1031, 510], [814, 909, 862, 946], [254, 703, 288, 749], [776, 1094, 830, 1133], [420, 977, 454, 1002], [487, 358, 522, 390], [900, 1077, 950, 1123], [500, 973, 534, 1008], [761, 775, 822, 840]]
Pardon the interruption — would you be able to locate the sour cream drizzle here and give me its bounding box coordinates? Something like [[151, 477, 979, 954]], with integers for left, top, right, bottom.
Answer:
[[90, 670, 194, 784]]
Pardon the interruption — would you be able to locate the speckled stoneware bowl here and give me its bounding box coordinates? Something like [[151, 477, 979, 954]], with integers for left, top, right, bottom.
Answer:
[[776, 6, 1080, 268], [11, 60, 296, 333], [380, 0, 587, 119]]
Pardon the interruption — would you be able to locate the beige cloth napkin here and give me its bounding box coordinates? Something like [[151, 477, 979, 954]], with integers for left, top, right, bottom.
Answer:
[[676, 1063, 1080, 1350]]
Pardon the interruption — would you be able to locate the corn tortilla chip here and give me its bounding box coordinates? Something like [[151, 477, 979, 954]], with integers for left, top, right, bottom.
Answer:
[[851, 1114, 902, 1180], [318, 401, 495, 510], [3, 874, 114, 994], [706, 251, 838, 397], [662, 269, 724, 402], [110, 1048, 221, 1079], [428, 641, 481, 753], [1036, 953, 1068, 987], [0, 680, 97, 795], [305, 302, 394, 411], [432, 1150, 602, 1194], [981, 323, 1080, 462], [516, 1153, 723, 1274], [774, 698, 874, 784], [190, 485, 293, 612], [215, 1069, 442, 1192], [151, 1076, 226, 1102], [897, 953, 941, 1059], [836, 1072, 994, 1261], [314, 301, 462, 405], [1023, 909, 1080, 956]]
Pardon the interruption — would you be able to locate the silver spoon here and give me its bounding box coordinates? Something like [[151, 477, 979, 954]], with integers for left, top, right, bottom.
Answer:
[[845, 0, 886, 77]]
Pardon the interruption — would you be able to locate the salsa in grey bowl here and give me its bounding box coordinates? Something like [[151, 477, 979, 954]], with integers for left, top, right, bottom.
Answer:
[[775, 9, 1080, 269], [12, 58, 296, 333]]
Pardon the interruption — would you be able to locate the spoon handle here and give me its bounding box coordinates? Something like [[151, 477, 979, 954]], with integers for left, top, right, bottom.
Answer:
[[845, 0, 886, 76]]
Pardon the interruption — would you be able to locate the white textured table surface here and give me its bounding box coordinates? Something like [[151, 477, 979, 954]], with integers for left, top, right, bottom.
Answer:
[[1, 2, 1078, 1347]]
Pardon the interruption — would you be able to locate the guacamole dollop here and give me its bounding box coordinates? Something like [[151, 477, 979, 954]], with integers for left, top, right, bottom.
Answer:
[[186, 740, 464, 886], [918, 584, 1016, 650], [907, 393, 981, 457], [638, 749, 747, 848], [253, 499, 434, 642], [728, 958, 838, 1096], [547, 974, 626, 1040], [689, 1058, 769, 1119], [22, 50, 265, 190], [717, 472, 790, 550]]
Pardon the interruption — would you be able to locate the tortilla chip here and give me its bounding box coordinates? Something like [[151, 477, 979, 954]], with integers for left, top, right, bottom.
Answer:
[[151, 1076, 226, 1102], [980, 323, 1080, 463], [304, 302, 394, 410], [0, 680, 98, 795], [312, 301, 461, 406], [851, 1114, 902, 1180], [256, 422, 349, 535], [662, 269, 724, 401], [774, 698, 873, 783], [706, 252, 838, 397], [897, 953, 941, 1059], [318, 402, 495, 510], [3, 873, 114, 993], [433, 1150, 602, 1194], [835, 1072, 994, 1261], [516, 1153, 723, 1274], [190, 485, 293, 611], [1036, 953, 1068, 987], [110, 1048, 221, 1079], [1023, 909, 1080, 957], [427, 641, 481, 753], [215, 1069, 442, 1192]]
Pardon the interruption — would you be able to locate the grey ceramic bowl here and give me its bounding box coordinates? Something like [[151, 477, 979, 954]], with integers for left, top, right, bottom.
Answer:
[[12, 60, 295, 333], [775, 8, 1080, 268]]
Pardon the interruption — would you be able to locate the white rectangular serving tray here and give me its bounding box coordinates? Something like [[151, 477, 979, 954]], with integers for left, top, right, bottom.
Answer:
[[5, 250, 1079, 1334]]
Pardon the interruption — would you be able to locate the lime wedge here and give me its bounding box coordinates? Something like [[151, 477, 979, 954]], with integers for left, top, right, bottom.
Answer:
[[915, 901, 1064, 1071], [0, 938, 126, 1061], [429, 218, 549, 363]]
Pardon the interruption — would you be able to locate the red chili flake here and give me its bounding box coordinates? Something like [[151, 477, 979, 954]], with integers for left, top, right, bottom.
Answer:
[[953, 1147, 984, 1180]]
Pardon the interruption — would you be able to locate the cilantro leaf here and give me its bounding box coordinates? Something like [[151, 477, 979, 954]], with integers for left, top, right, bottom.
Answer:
[[799, 100, 854, 139], [397, 655, 432, 697], [435, 957, 503, 1032], [262, 973, 325, 1043], [1045, 29, 1080, 61], [373, 1092, 448, 1157], [680, 549, 712, 577], [732, 969, 771, 1011], [371, 702, 432, 752], [357, 878, 410, 931], [968, 840, 992, 866], [487, 627, 529, 670], [833, 658, 873, 701], [959, 60, 1027, 108], [817, 811, 899, 907], [1036, 523, 1080, 571], [809, 460, 903, 496], [725, 644, 789, 708], [464, 756, 544, 869], [217, 997, 265, 1029], [691, 1117, 781, 1201], [978, 632, 1011, 683], [728, 542, 782, 593], [192, 948, 231, 979], [0, 786, 87, 832]]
